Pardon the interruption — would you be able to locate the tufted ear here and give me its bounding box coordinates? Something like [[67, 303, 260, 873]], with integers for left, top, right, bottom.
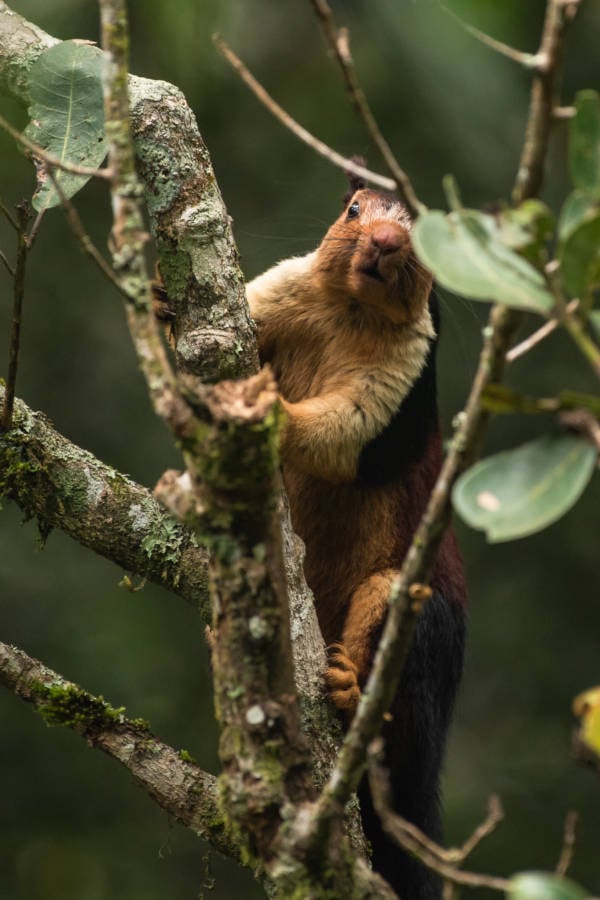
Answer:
[[343, 155, 368, 206]]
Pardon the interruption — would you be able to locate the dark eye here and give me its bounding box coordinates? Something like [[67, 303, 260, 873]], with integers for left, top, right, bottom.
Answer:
[[347, 201, 360, 219]]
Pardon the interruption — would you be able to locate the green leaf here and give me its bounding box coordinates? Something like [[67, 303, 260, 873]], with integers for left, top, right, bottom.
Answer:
[[412, 208, 553, 315], [452, 434, 597, 542], [497, 200, 554, 259], [559, 209, 600, 299], [557, 189, 599, 243], [569, 90, 600, 195], [508, 872, 587, 900], [24, 41, 106, 212]]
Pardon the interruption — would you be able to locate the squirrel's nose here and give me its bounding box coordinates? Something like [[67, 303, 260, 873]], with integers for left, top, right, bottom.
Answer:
[[370, 224, 403, 255]]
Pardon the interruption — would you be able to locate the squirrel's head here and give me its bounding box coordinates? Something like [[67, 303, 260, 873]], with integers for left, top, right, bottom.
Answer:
[[316, 188, 432, 325]]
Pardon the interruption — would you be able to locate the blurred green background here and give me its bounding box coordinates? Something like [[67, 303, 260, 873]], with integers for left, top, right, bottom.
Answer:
[[1, 1, 599, 898]]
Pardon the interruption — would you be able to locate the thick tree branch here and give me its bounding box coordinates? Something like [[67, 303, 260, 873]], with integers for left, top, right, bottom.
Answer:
[[0, 384, 211, 615], [0, 2, 258, 383], [0, 641, 241, 863]]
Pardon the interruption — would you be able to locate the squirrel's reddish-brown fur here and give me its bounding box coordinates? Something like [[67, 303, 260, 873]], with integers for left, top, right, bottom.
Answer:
[[247, 187, 466, 899]]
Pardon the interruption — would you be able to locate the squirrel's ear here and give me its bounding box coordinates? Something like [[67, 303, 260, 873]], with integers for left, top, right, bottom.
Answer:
[[343, 155, 368, 206]]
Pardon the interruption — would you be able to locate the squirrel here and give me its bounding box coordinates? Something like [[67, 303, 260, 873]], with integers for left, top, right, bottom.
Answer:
[[245, 175, 467, 900]]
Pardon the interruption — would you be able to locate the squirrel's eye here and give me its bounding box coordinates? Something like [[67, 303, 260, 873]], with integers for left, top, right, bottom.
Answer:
[[347, 202, 360, 219]]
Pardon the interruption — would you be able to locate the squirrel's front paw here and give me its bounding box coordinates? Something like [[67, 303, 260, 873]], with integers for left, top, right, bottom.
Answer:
[[325, 643, 361, 720]]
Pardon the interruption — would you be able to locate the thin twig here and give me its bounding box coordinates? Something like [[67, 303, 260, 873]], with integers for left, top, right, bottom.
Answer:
[[0, 197, 18, 230], [213, 34, 396, 193], [26, 209, 45, 249], [561, 311, 600, 380], [441, 5, 539, 69], [47, 167, 127, 299], [2, 202, 32, 430], [308, 0, 423, 216], [513, 0, 581, 204], [0, 111, 112, 180], [0, 248, 14, 277], [554, 105, 575, 119], [507, 299, 579, 362], [367, 738, 511, 893], [545, 265, 600, 380], [457, 795, 504, 861], [556, 811, 579, 877]]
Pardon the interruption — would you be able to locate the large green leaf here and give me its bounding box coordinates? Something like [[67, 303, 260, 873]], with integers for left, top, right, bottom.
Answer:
[[24, 41, 106, 212], [506, 872, 587, 900], [412, 208, 553, 315], [569, 90, 600, 195], [452, 433, 597, 542], [590, 310, 600, 341], [508, 872, 587, 900]]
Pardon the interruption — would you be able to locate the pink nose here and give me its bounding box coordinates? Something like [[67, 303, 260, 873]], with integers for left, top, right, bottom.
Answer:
[[370, 224, 402, 254]]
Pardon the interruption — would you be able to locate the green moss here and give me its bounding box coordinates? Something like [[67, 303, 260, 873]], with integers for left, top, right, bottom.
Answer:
[[0, 438, 41, 501], [31, 681, 125, 729], [140, 515, 184, 564], [178, 748, 196, 764], [30, 681, 150, 733]]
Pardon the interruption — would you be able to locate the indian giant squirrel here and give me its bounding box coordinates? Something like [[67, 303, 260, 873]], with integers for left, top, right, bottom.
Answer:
[[246, 175, 467, 899]]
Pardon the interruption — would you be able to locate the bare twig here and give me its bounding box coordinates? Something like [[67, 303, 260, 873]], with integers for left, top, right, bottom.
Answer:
[[213, 34, 396, 194], [545, 265, 600, 380], [441, 5, 539, 69], [554, 105, 576, 119], [561, 310, 600, 380], [26, 209, 45, 249], [367, 738, 511, 892], [308, 0, 423, 216], [0, 197, 18, 230], [0, 110, 112, 180], [560, 408, 600, 452], [457, 795, 504, 861], [0, 248, 14, 277], [513, 0, 581, 204], [507, 299, 579, 362], [47, 166, 127, 298], [2, 202, 31, 430], [556, 811, 579, 877]]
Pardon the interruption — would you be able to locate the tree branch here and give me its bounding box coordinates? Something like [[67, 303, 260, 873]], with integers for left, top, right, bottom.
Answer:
[[0, 640, 242, 863], [0, 2, 258, 383], [0, 384, 211, 615], [513, 0, 581, 205]]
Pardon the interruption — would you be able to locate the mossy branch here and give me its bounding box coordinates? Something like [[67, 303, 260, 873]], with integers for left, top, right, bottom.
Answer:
[[0, 384, 211, 616], [0, 640, 242, 863], [0, 2, 258, 384]]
